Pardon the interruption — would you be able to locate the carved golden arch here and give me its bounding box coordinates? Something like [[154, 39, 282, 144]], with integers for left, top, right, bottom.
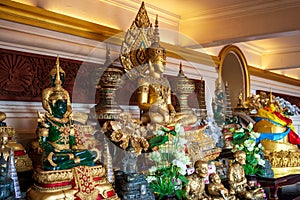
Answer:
[[218, 45, 250, 107]]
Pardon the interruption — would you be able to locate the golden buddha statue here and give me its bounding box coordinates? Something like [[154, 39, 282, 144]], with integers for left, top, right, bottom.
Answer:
[[185, 160, 210, 200], [228, 151, 263, 200], [137, 16, 197, 127], [137, 17, 175, 126], [208, 173, 235, 200], [246, 176, 266, 200]]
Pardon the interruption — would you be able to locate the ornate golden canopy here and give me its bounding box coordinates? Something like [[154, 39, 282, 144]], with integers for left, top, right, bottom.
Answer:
[[120, 2, 154, 79]]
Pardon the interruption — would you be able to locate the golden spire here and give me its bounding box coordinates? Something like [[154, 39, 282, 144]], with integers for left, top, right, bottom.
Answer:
[[54, 56, 62, 91], [153, 14, 160, 44], [49, 56, 68, 104], [268, 88, 276, 112], [50, 56, 65, 78]]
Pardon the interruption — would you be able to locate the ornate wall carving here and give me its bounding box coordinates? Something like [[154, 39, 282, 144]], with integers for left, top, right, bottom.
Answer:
[[0, 49, 99, 103]]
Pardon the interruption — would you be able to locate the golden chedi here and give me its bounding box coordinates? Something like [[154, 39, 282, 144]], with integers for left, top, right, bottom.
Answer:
[[26, 57, 119, 200], [251, 92, 300, 177], [170, 63, 197, 126]]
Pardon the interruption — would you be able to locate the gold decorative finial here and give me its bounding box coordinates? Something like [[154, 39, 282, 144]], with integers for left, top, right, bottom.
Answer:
[[153, 14, 160, 44], [50, 56, 65, 78], [54, 56, 62, 88]]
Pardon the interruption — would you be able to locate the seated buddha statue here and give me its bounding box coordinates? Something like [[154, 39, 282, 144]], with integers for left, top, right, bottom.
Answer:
[[37, 57, 96, 170], [27, 57, 119, 200], [137, 17, 197, 127]]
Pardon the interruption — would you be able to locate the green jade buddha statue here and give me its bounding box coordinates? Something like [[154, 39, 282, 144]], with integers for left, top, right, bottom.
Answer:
[[38, 57, 95, 170]]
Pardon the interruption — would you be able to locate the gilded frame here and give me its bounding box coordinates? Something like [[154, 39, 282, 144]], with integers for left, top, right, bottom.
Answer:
[[218, 45, 250, 102]]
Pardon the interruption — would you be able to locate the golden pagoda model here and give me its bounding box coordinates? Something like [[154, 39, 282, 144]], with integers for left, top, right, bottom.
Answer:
[[95, 45, 124, 124], [170, 63, 197, 124], [26, 57, 119, 200], [242, 91, 300, 178]]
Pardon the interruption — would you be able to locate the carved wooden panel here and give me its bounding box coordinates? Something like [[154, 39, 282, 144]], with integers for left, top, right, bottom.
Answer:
[[0, 49, 100, 103]]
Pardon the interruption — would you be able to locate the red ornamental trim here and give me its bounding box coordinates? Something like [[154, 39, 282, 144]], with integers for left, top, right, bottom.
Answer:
[[93, 177, 102, 181], [36, 181, 71, 188]]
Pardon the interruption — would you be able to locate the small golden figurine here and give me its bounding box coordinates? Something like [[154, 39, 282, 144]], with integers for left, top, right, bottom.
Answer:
[[246, 176, 266, 200], [185, 160, 211, 200], [208, 173, 235, 200], [228, 150, 259, 200]]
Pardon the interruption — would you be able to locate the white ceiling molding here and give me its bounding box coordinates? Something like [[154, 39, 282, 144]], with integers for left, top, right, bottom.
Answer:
[[102, 0, 181, 26], [182, 0, 300, 21]]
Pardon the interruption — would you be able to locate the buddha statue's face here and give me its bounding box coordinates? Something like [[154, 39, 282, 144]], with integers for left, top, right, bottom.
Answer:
[[50, 73, 65, 86], [248, 179, 257, 189], [147, 46, 166, 74], [51, 99, 68, 118], [153, 54, 166, 73]]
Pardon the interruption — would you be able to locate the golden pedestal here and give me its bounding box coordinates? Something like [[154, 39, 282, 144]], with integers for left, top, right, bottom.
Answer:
[[26, 165, 120, 200], [262, 139, 300, 178]]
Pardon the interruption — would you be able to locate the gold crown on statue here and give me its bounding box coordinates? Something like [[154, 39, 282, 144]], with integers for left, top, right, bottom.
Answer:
[[49, 56, 68, 103], [146, 15, 166, 63], [50, 56, 65, 78]]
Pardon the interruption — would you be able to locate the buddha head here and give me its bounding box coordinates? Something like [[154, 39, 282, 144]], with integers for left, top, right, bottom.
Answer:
[[49, 57, 69, 118]]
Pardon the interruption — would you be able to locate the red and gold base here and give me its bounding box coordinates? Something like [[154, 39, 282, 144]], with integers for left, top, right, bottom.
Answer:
[[26, 165, 119, 200]]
